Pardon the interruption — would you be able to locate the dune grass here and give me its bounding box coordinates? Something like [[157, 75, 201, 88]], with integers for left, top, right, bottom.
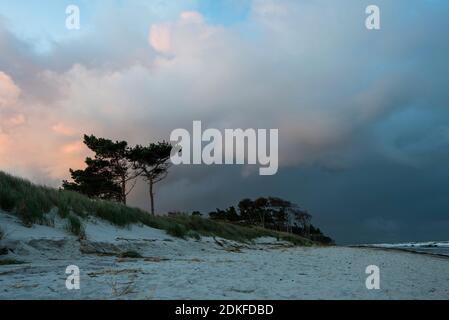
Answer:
[[0, 171, 312, 245], [65, 214, 86, 240]]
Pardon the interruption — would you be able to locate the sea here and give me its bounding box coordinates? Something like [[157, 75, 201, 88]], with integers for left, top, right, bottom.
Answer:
[[362, 241, 449, 257]]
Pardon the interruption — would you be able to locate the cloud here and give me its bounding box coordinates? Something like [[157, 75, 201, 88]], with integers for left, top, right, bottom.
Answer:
[[0, 71, 20, 109], [0, 0, 449, 243], [149, 23, 172, 54], [51, 122, 77, 137], [0, 71, 27, 135], [149, 10, 206, 54], [61, 141, 85, 155]]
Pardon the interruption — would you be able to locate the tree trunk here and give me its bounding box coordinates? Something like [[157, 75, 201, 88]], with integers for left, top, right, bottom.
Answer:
[[121, 175, 127, 205], [149, 179, 155, 215]]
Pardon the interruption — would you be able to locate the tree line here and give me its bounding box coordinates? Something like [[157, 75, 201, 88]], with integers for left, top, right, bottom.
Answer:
[[62, 135, 172, 215], [206, 197, 333, 244]]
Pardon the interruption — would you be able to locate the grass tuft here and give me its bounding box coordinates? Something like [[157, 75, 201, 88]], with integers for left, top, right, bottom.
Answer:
[[187, 230, 201, 241], [65, 214, 86, 239], [166, 223, 188, 239]]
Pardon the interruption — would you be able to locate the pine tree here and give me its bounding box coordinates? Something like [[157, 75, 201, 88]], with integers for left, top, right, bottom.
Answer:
[[63, 135, 135, 204], [127, 142, 172, 215], [62, 158, 122, 201]]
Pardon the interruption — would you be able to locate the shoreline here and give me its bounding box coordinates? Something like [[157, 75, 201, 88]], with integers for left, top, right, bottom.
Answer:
[[344, 245, 449, 259], [349, 245, 449, 260]]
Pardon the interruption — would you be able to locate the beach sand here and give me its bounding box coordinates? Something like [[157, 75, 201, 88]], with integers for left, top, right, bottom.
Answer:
[[1, 211, 448, 300]]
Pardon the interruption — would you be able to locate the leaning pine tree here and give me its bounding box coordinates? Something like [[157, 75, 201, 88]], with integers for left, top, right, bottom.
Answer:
[[63, 135, 136, 204], [128, 142, 172, 215]]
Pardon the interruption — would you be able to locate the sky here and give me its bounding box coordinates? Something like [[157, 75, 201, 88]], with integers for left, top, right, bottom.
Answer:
[[1, 0, 449, 244]]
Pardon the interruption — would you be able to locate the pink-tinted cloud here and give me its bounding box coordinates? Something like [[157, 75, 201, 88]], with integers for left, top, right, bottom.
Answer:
[[0, 70, 89, 182], [0, 71, 20, 109], [52, 122, 77, 136], [61, 141, 85, 155], [149, 23, 172, 54]]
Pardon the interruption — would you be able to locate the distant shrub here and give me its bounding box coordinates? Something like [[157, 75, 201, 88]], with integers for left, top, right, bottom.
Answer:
[[0, 226, 4, 240], [66, 214, 86, 239], [167, 211, 189, 217]]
